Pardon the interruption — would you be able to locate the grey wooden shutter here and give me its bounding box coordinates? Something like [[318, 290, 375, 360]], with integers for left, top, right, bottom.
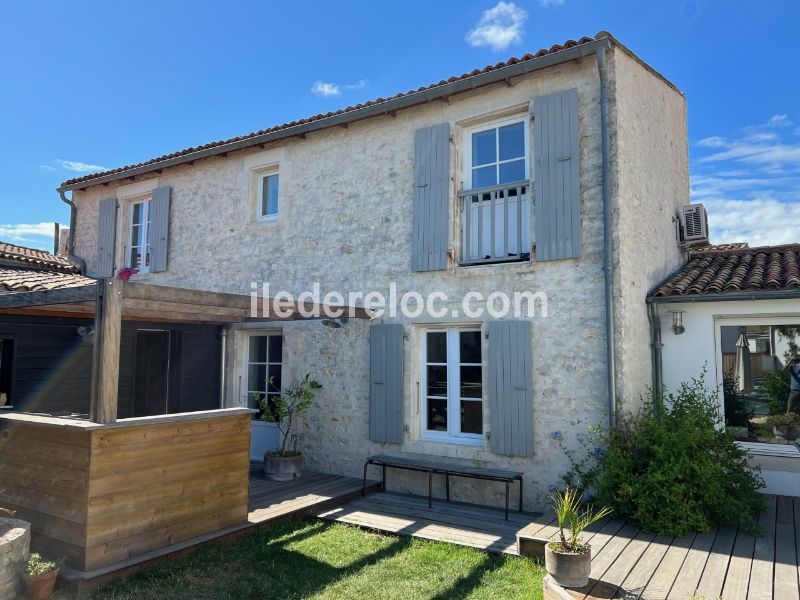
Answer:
[[533, 88, 581, 261], [96, 197, 118, 278], [488, 320, 533, 457], [369, 324, 404, 443], [150, 186, 171, 272], [411, 123, 450, 272]]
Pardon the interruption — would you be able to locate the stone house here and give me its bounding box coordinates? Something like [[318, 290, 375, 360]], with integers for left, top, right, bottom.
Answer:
[[48, 31, 689, 510]]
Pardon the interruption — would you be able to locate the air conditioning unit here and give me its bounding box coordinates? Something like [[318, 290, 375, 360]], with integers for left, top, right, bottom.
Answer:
[[680, 203, 709, 245]]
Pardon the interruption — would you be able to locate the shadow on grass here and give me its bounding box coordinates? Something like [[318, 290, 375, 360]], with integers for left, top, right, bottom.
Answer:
[[429, 553, 493, 600]]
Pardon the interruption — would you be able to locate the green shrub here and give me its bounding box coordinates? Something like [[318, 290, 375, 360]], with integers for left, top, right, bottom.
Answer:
[[722, 377, 752, 427], [26, 553, 57, 576], [560, 371, 765, 536], [763, 370, 791, 415]]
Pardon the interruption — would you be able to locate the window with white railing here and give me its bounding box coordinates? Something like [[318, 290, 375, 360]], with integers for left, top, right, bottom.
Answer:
[[460, 116, 531, 265]]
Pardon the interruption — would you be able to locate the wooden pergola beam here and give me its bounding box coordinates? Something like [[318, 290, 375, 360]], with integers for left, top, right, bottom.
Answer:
[[89, 279, 122, 424]]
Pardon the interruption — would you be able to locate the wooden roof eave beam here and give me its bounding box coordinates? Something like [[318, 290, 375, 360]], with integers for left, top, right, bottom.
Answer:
[[0, 284, 97, 309]]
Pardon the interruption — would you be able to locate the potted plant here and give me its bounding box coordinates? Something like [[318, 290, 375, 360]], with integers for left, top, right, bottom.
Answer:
[[23, 553, 59, 600], [545, 487, 612, 589], [769, 412, 800, 441], [259, 374, 321, 481]]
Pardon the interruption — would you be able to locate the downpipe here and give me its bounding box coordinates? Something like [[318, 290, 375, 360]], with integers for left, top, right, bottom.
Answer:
[[58, 188, 87, 274], [648, 303, 664, 414], [597, 43, 617, 429]]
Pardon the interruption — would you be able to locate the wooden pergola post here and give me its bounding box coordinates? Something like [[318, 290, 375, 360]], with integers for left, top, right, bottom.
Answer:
[[89, 278, 122, 424]]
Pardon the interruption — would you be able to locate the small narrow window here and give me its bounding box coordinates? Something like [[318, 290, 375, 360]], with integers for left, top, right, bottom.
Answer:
[[0, 338, 14, 407], [259, 173, 279, 220], [129, 199, 152, 271]]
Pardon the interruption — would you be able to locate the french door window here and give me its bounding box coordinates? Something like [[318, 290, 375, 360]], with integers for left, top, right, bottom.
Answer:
[[129, 200, 152, 271], [246, 334, 283, 419], [421, 327, 483, 444], [462, 117, 531, 265]]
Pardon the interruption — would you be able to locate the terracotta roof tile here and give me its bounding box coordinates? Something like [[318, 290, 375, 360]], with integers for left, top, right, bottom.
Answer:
[[0, 241, 77, 273], [653, 244, 800, 298], [61, 36, 597, 189], [0, 267, 93, 293]]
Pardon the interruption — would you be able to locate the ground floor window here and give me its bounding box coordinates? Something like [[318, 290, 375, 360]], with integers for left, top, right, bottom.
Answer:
[[246, 334, 283, 419], [721, 323, 800, 445], [0, 338, 14, 407], [421, 327, 483, 444]]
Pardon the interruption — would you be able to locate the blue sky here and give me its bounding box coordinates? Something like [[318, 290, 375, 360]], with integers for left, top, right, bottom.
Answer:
[[1, 0, 798, 250]]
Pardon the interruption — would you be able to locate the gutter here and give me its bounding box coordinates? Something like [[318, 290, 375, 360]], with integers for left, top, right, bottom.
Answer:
[[220, 327, 228, 408], [596, 38, 617, 429], [58, 38, 609, 193], [647, 289, 800, 304], [58, 189, 87, 274]]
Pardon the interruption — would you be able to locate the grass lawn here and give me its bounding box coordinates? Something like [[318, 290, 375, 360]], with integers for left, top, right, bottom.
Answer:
[[63, 519, 545, 600]]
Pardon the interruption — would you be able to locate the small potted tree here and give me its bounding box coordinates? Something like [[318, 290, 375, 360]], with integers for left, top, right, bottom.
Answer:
[[545, 487, 612, 589], [260, 374, 321, 481], [23, 553, 59, 600], [769, 412, 800, 441]]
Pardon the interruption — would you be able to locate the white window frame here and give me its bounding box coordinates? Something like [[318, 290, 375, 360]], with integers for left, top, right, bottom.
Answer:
[[257, 171, 280, 222], [243, 331, 283, 417], [462, 115, 530, 191], [419, 326, 484, 446], [127, 197, 152, 273]]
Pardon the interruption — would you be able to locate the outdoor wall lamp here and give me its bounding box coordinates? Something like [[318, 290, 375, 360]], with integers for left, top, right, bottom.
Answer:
[[668, 310, 686, 335], [320, 317, 348, 329]]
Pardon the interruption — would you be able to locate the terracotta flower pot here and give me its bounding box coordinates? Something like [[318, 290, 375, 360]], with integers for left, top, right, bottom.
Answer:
[[23, 568, 59, 600], [545, 544, 591, 588], [264, 452, 304, 481]]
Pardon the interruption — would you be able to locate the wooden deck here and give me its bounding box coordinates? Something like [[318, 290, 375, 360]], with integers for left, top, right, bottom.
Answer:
[[520, 494, 798, 600], [316, 491, 541, 555]]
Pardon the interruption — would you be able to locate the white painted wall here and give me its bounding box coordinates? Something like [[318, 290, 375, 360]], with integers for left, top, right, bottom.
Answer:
[[657, 298, 800, 495]]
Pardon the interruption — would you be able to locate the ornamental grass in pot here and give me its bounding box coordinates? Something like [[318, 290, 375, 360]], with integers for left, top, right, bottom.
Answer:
[[259, 374, 321, 481], [545, 487, 612, 589], [23, 553, 59, 600]]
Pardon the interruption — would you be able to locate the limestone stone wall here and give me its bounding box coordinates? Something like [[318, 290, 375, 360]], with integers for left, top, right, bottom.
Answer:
[[70, 44, 688, 511], [608, 47, 689, 414]]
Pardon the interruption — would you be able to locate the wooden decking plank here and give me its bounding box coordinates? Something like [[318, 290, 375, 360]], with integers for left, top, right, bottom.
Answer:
[[249, 479, 366, 523], [721, 527, 757, 600], [568, 520, 638, 600], [640, 533, 695, 600], [364, 491, 537, 528], [583, 530, 655, 600], [317, 505, 517, 554], [248, 474, 341, 506], [249, 475, 359, 509], [774, 495, 799, 600], [694, 525, 737, 600], [517, 509, 558, 538], [661, 527, 717, 600], [346, 494, 525, 536], [612, 535, 672, 599], [748, 494, 777, 600]]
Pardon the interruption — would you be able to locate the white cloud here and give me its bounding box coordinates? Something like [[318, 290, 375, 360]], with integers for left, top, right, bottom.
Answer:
[[56, 159, 108, 173], [311, 81, 341, 98], [38, 164, 57, 172], [703, 198, 800, 247], [0, 222, 60, 247], [311, 79, 369, 99], [466, 1, 527, 51], [537, 0, 564, 6], [692, 114, 800, 246]]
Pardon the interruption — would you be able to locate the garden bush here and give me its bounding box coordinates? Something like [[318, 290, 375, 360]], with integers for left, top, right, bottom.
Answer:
[[763, 370, 791, 415], [560, 371, 765, 536]]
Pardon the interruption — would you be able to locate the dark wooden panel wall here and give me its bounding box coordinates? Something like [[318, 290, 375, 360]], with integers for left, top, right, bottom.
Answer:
[[0, 317, 221, 418]]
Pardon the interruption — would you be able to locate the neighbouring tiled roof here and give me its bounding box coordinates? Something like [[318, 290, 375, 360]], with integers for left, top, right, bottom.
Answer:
[[691, 242, 750, 253], [0, 267, 94, 293], [61, 35, 598, 189], [0, 241, 76, 273], [652, 244, 800, 298]]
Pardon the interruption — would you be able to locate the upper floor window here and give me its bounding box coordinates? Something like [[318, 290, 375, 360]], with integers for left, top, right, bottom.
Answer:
[[461, 116, 531, 265], [129, 199, 152, 271], [259, 173, 279, 221]]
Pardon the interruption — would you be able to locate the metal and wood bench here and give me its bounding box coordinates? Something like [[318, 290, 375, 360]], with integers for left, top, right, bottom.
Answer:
[[362, 454, 523, 520]]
